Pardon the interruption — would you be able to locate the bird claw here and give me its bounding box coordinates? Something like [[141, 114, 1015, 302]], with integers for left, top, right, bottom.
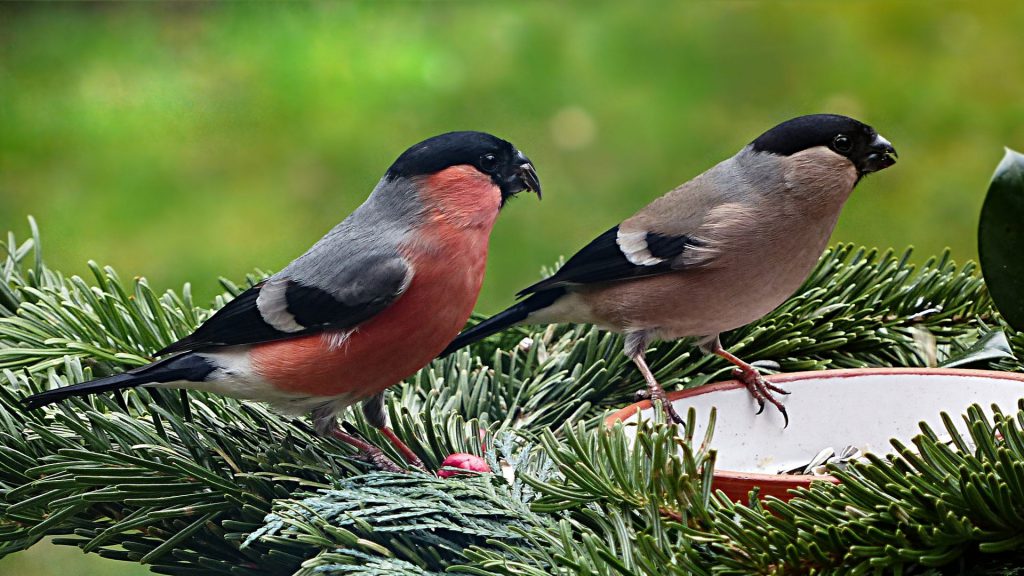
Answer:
[[359, 447, 407, 474], [778, 406, 789, 428], [630, 352, 684, 425], [765, 381, 791, 395], [661, 401, 686, 426], [331, 427, 412, 473], [733, 367, 789, 428], [637, 385, 685, 425]]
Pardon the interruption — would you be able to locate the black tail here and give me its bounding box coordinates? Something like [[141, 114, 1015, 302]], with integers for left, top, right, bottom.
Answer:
[[21, 353, 214, 410], [441, 288, 566, 357]]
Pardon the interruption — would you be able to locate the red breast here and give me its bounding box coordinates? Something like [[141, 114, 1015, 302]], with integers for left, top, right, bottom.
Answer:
[[250, 165, 502, 398]]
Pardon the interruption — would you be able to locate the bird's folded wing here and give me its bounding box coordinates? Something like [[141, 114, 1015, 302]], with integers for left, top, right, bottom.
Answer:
[[157, 256, 411, 355], [516, 224, 714, 296]]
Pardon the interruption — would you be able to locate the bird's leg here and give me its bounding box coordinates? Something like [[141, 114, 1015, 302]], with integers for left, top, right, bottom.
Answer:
[[378, 427, 424, 469], [626, 331, 684, 425], [329, 427, 406, 473], [313, 403, 406, 473], [632, 353, 685, 425], [705, 337, 789, 427], [362, 393, 425, 470]]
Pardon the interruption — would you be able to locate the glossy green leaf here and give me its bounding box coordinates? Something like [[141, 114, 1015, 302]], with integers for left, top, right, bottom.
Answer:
[[979, 148, 1024, 331]]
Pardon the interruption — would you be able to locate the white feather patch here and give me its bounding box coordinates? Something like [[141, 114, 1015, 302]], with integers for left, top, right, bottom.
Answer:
[[616, 230, 665, 266], [256, 280, 305, 333]]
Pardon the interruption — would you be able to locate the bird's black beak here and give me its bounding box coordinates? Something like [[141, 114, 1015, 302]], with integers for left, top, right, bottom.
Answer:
[[859, 133, 898, 174], [509, 150, 542, 199]]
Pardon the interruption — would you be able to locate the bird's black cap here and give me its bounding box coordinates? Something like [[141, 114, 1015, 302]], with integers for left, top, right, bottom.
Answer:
[[750, 114, 874, 156], [751, 114, 897, 174], [386, 131, 541, 201]]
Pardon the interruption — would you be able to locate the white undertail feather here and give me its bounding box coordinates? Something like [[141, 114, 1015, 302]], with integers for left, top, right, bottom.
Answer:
[[163, 348, 362, 417]]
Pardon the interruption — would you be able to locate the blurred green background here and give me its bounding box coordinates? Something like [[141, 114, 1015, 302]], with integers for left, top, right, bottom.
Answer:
[[2, 2, 1023, 574]]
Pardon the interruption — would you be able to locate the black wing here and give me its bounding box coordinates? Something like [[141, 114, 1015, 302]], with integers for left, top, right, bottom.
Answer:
[[517, 225, 705, 296], [158, 257, 410, 355]]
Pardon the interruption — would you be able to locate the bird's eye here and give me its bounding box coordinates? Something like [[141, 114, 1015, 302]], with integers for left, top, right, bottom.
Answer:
[[478, 153, 498, 174], [832, 134, 853, 153]]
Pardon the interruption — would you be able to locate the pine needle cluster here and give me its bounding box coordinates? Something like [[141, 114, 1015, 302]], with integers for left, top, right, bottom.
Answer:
[[2, 219, 1023, 574]]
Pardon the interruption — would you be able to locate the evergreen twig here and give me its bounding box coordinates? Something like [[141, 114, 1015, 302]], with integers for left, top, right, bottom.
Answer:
[[1, 219, 1023, 574]]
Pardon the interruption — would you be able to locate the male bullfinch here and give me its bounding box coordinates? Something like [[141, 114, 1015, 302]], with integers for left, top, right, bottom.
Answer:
[[443, 114, 897, 427], [23, 131, 541, 471]]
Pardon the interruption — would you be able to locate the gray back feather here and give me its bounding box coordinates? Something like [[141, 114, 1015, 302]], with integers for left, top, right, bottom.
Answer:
[[274, 176, 424, 291]]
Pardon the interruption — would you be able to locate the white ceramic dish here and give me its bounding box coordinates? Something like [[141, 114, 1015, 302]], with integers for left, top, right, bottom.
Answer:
[[606, 368, 1024, 501]]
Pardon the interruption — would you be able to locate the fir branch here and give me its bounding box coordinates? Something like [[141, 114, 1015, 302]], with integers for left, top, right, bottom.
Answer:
[[250, 473, 547, 574], [2, 219, 1024, 576], [455, 418, 716, 576]]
